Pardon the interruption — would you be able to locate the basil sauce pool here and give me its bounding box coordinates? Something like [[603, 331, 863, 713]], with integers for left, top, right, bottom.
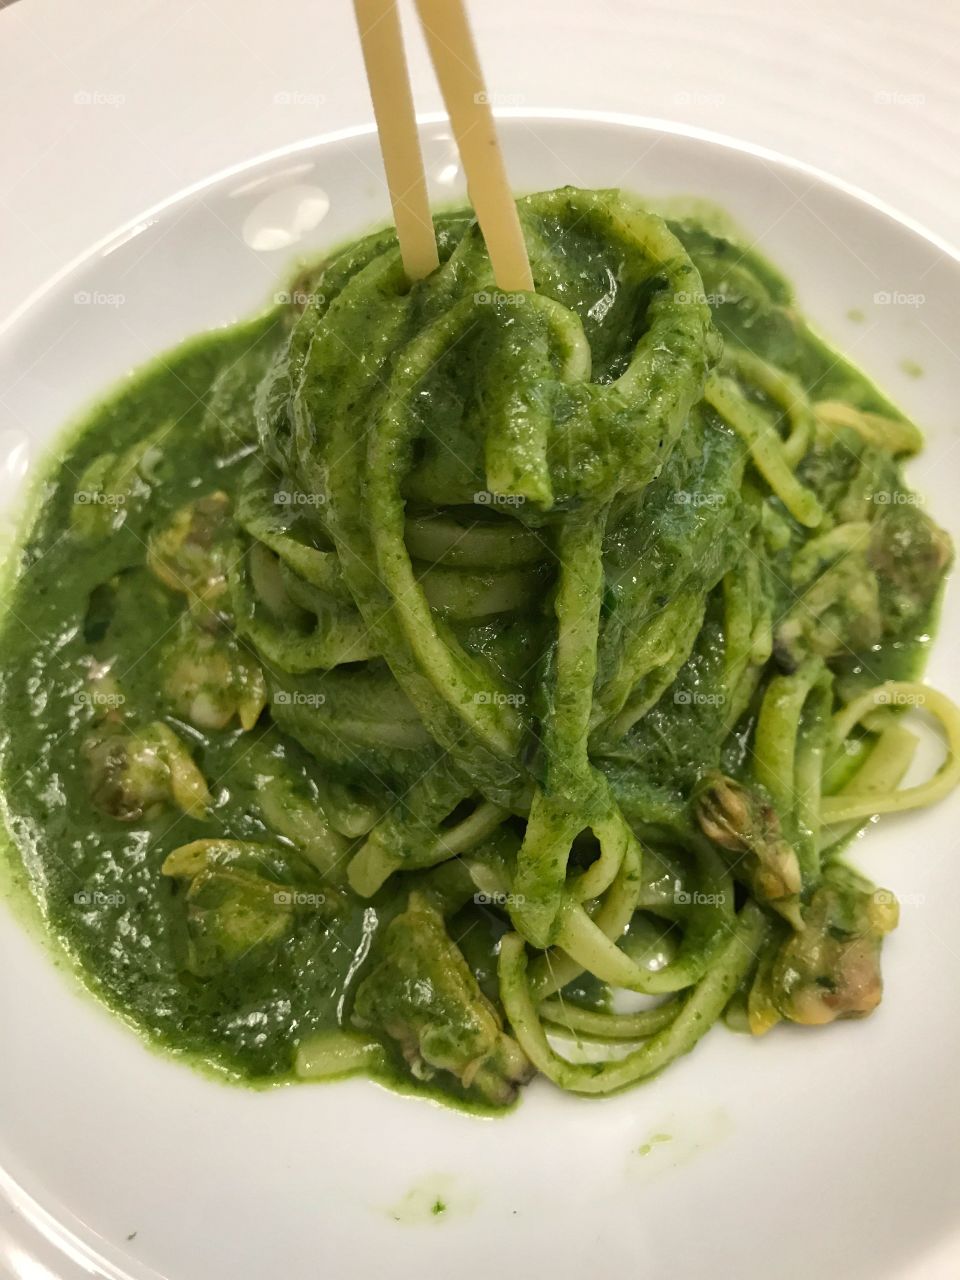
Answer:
[[0, 197, 946, 1109]]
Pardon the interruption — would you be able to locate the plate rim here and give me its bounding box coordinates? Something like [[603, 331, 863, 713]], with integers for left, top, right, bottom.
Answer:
[[2, 106, 958, 345]]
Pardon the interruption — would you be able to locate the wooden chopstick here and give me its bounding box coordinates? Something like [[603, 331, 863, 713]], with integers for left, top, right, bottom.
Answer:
[[412, 0, 533, 292], [353, 0, 534, 292], [353, 0, 440, 281]]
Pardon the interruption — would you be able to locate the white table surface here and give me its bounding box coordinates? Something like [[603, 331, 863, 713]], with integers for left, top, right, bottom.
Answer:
[[0, 0, 958, 328]]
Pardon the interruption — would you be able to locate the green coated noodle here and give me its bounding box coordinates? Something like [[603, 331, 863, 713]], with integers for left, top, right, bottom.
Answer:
[[295, 1031, 385, 1080], [527, 821, 642, 1001], [752, 658, 824, 815], [601, 595, 707, 743], [418, 562, 546, 619], [512, 507, 609, 947], [819, 722, 919, 853], [538, 996, 680, 1043], [721, 544, 772, 730], [568, 809, 633, 903], [498, 905, 769, 1095], [482, 291, 592, 505], [230, 545, 377, 674], [723, 346, 815, 467], [821, 683, 960, 823], [792, 676, 833, 883], [529, 835, 733, 1001], [362, 299, 528, 768], [347, 768, 476, 895], [752, 659, 834, 889], [814, 400, 923, 456], [553, 849, 734, 996], [790, 522, 872, 589], [705, 373, 823, 528], [404, 511, 548, 569]]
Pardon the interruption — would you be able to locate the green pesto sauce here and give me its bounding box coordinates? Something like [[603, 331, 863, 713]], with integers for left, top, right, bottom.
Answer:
[[385, 1175, 477, 1223], [636, 1132, 672, 1156], [0, 197, 944, 1109], [0, 298, 512, 1111]]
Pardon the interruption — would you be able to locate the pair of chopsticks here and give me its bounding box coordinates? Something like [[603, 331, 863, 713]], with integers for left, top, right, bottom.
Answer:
[[353, 0, 534, 291]]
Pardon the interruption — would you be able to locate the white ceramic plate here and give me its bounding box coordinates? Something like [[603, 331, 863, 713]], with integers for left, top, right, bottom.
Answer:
[[1, 115, 959, 1280]]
